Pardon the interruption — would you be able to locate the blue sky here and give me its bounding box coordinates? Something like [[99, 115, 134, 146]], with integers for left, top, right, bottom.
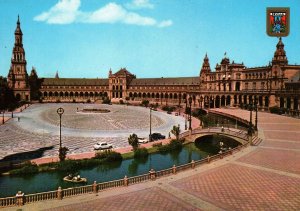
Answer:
[[0, 0, 299, 78]]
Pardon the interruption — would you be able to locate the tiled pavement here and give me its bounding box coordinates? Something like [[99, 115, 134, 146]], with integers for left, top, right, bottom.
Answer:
[[45, 187, 200, 211], [172, 163, 300, 211], [4, 108, 300, 210]]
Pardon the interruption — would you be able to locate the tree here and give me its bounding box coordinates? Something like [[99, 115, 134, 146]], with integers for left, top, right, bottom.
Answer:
[[59, 146, 69, 162], [141, 100, 149, 107], [128, 133, 139, 151], [171, 125, 180, 141]]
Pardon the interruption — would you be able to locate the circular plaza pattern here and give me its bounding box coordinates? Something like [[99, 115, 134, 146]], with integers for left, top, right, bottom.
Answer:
[[0, 104, 185, 159], [41, 104, 164, 131]]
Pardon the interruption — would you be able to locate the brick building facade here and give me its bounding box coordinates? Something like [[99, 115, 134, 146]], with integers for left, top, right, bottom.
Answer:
[[4, 17, 300, 111]]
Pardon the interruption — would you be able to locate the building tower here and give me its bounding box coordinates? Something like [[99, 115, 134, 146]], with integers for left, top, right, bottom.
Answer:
[[272, 37, 288, 66], [7, 15, 30, 101]]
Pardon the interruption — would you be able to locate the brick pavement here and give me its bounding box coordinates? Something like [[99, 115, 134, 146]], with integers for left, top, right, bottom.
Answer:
[[238, 147, 300, 174], [172, 163, 300, 211], [44, 187, 200, 211]]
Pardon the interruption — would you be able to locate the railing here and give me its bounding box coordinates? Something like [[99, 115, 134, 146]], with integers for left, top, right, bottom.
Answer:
[[98, 179, 124, 191], [0, 196, 16, 207], [128, 174, 149, 185], [63, 185, 93, 198], [25, 190, 57, 204]]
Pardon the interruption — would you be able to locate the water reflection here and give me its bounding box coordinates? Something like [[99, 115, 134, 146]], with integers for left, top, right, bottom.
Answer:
[[0, 135, 240, 197]]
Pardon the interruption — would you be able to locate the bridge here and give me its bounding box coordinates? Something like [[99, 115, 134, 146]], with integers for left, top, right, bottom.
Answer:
[[180, 126, 250, 145]]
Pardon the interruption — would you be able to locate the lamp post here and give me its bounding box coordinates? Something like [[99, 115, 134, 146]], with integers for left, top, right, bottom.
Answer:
[[2, 110, 4, 124], [184, 99, 187, 130], [200, 96, 203, 109], [188, 96, 192, 130], [248, 103, 253, 136], [255, 97, 258, 131], [57, 107, 64, 149], [149, 107, 152, 142]]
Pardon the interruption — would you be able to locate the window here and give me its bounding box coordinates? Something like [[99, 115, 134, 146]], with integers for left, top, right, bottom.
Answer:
[[261, 82, 265, 90], [245, 82, 248, 90], [253, 82, 256, 90]]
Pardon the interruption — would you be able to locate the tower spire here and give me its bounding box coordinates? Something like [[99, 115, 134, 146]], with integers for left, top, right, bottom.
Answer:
[[7, 15, 30, 101]]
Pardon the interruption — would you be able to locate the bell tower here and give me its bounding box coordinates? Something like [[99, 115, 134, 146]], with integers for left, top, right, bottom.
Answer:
[[7, 15, 30, 101]]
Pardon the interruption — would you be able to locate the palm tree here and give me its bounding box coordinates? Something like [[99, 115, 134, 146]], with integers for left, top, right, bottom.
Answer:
[[128, 133, 139, 151], [171, 125, 180, 141]]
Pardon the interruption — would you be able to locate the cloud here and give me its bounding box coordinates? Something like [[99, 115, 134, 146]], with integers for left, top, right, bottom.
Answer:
[[34, 0, 172, 28], [158, 20, 173, 28], [34, 0, 80, 24], [126, 0, 154, 9]]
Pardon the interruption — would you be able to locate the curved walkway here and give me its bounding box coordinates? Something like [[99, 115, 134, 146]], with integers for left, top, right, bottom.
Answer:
[[6, 108, 300, 210]]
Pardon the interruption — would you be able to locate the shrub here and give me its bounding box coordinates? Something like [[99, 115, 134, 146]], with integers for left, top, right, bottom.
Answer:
[[134, 147, 148, 158], [152, 142, 162, 148], [119, 99, 124, 104], [157, 139, 183, 153], [269, 106, 284, 114], [102, 98, 111, 104], [10, 162, 39, 175], [162, 105, 176, 112], [87, 99, 91, 103], [141, 100, 149, 107], [56, 99, 61, 103], [95, 150, 122, 162]]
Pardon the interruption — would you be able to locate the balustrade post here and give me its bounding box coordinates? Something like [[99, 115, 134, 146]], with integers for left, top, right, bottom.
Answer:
[[207, 155, 210, 163], [124, 175, 128, 186], [219, 151, 223, 159], [149, 169, 156, 180], [172, 165, 176, 174], [93, 181, 98, 194], [15, 191, 24, 206], [249, 134, 253, 146], [57, 187, 63, 200], [191, 160, 195, 169]]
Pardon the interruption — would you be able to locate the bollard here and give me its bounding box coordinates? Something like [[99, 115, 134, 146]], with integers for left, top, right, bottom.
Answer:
[[172, 165, 176, 174], [191, 160, 195, 169], [149, 169, 156, 180], [57, 187, 63, 200], [207, 155, 210, 163], [93, 181, 98, 194], [16, 191, 24, 206], [124, 175, 128, 186]]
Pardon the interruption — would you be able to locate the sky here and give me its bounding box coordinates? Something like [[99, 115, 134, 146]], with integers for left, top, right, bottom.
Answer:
[[0, 0, 299, 79]]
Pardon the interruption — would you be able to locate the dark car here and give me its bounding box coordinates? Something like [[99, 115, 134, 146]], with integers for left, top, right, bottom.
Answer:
[[150, 133, 166, 141]]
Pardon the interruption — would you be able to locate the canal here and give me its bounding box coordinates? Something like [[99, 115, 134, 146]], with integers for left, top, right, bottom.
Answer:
[[0, 134, 240, 198]]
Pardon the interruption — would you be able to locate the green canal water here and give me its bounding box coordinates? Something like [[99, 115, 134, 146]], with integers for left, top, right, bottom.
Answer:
[[0, 135, 240, 198]]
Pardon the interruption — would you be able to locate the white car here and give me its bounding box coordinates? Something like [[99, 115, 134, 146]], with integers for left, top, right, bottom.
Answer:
[[138, 138, 148, 144], [94, 142, 113, 150]]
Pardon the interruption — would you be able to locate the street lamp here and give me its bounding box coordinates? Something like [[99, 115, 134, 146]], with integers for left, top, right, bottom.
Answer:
[[254, 97, 258, 130], [188, 96, 192, 130], [184, 99, 187, 130], [149, 107, 152, 142], [248, 103, 253, 136], [200, 96, 203, 109], [57, 107, 64, 149]]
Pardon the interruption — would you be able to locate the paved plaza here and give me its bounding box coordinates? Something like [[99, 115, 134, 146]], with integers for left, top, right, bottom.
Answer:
[[8, 108, 299, 211], [0, 104, 185, 160]]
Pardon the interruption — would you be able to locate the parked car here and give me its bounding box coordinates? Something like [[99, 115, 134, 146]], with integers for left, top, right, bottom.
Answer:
[[150, 133, 166, 141], [175, 113, 179, 116], [138, 138, 148, 144], [167, 111, 172, 114], [94, 142, 113, 150]]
